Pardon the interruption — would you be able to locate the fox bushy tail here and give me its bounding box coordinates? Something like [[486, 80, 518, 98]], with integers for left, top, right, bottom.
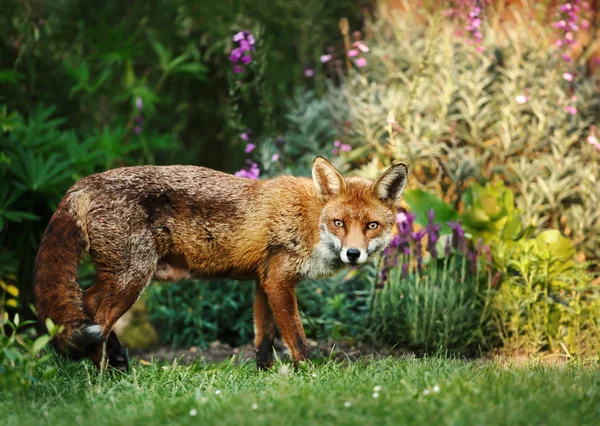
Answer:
[[33, 199, 104, 357]]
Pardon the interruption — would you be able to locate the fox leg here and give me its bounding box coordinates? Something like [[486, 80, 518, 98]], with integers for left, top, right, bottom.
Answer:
[[254, 282, 277, 369], [260, 253, 309, 368]]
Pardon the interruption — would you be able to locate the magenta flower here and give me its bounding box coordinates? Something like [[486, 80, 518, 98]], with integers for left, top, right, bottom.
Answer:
[[271, 153, 280, 162], [355, 57, 367, 67], [245, 143, 255, 153], [135, 126, 142, 134], [230, 30, 256, 73], [240, 132, 250, 141], [563, 72, 574, 81], [235, 162, 260, 179], [348, 49, 359, 58], [565, 105, 577, 115]]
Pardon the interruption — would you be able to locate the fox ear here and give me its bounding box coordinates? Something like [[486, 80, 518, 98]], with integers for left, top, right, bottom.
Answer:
[[371, 163, 408, 207], [312, 157, 346, 199]]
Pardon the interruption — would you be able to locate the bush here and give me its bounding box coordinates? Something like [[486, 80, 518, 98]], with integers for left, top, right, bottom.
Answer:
[[0, 313, 61, 392], [370, 210, 495, 354], [0, 104, 179, 310], [327, 4, 600, 261]]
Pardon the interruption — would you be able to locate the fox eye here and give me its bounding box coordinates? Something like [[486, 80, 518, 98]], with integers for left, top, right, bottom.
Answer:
[[367, 222, 379, 230], [333, 219, 345, 228]]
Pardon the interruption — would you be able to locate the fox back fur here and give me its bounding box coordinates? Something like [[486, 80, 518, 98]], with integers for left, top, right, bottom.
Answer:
[[33, 157, 408, 370]]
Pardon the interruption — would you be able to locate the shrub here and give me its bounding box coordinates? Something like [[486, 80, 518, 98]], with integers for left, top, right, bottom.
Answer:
[[0, 313, 62, 392], [327, 4, 600, 261], [370, 210, 495, 354]]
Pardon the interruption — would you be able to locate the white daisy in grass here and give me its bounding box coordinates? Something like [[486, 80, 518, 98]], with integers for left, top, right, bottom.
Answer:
[[372, 392, 379, 399], [215, 390, 222, 396], [433, 385, 440, 393], [189, 409, 198, 416], [373, 385, 382, 392], [344, 401, 352, 408], [251, 403, 258, 410]]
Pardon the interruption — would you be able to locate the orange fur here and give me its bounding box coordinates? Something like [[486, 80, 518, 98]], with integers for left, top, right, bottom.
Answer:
[[33, 157, 408, 369]]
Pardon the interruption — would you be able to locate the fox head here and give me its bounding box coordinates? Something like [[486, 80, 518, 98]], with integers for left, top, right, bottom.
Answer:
[[312, 156, 408, 265]]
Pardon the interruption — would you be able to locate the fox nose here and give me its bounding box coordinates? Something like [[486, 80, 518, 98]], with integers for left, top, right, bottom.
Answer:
[[346, 248, 361, 262]]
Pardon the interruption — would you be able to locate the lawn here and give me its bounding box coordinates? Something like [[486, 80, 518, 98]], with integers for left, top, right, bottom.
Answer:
[[2, 356, 599, 426]]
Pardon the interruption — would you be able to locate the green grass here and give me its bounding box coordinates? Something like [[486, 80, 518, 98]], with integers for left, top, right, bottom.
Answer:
[[1, 356, 599, 426]]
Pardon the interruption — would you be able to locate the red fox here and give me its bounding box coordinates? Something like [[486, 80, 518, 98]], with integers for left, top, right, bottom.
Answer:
[[34, 157, 408, 370]]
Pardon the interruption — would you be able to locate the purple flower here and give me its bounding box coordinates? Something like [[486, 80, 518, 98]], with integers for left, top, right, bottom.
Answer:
[[401, 263, 409, 279], [134, 126, 142, 134], [245, 143, 255, 153], [444, 237, 451, 257], [247, 34, 256, 45], [233, 32, 245, 42], [240, 132, 250, 141], [304, 67, 315, 78], [271, 153, 280, 162], [229, 48, 243, 63], [447, 221, 467, 253], [235, 162, 260, 179], [233, 65, 243, 74], [241, 55, 252, 65], [484, 245, 491, 264], [135, 96, 143, 110], [320, 54, 332, 63], [340, 144, 351, 152], [468, 250, 477, 275], [348, 49, 359, 58], [396, 211, 415, 235], [425, 210, 441, 258]]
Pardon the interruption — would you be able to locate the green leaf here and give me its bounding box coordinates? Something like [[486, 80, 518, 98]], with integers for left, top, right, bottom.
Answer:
[[31, 335, 52, 356], [0, 69, 23, 84], [403, 189, 458, 233]]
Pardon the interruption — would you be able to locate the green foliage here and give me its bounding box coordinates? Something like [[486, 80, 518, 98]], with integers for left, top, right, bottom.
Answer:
[[328, 4, 600, 260], [145, 269, 374, 348], [462, 180, 523, 243], [0, 314, 62, 392], [0, 104, 180, 309], [403, 189, 458, 234], [493, 230, 600, 357], [371, 250, 494, 354], [297, 269, 373, 342], [145, 279, 255, 348]]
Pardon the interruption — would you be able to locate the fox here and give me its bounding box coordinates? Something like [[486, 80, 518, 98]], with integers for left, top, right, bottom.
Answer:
[[33, 156, 408, 371]]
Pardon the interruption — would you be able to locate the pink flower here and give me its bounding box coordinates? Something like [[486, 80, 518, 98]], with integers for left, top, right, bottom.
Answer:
[[355, 57, 367, 67], [562, 53, 572, 62], [348, 49, 359, 58], [565, 105, 577, 115], [554, 20, 567, 29], [234, 65, 244, 73], [235, 163, 260, 179], [134, 126, 142, 134], [563, 72, 574, 81], [135, 96, 143, 110], [340, 144, 351, 152], [271, 153, 280, 162], [476, 46, 484, 54], [304, 67, 315, 78], [555, 39, 563, 48], [320, 54, 332, 63], [332, 148, 339, 155], [233, 32, 245, 42], [245, 143, 256, 153], [240, 132, 250, 141], [587, 135, 600, 150], [353, 41, 370, 53], [582, 19, 590, 29], [334, 140, 341, 147], [559, 4, 572, 12], [515, 95, 529, 104]]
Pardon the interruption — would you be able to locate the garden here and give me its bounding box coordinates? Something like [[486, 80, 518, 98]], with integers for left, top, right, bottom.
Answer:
[[1, 1, 600, 424]]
